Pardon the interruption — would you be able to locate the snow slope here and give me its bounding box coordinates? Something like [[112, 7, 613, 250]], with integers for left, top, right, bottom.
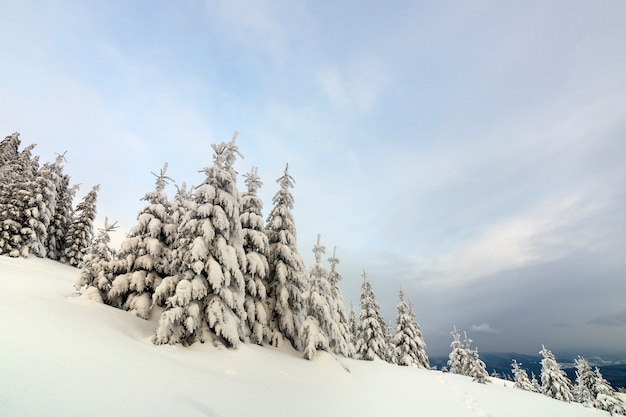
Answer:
[[0, 257, 614, 417]]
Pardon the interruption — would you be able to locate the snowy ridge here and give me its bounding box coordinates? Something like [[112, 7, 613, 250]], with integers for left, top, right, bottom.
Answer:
[[0, 256, 618, 417]]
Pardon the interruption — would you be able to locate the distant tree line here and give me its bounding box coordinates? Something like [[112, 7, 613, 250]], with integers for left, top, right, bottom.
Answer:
[[445, 326, 625, 415]]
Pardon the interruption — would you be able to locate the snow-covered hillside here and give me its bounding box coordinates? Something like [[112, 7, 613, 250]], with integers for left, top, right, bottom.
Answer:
[[0, 256, 616, 417]]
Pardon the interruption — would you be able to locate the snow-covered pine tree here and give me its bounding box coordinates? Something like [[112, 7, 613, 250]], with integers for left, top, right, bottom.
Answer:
[[539, 344, 574, 402], [0, 143, 41, 257], [239, 166, 270, 344], [45, 153, 77, 261], [152, 181, 193, 308], [153, 133, 247, 347], [381, 320, 397, 364], [447, 326, 464, 374], [265, 163, 307, 349], [62, 185, 99, 267], [108, 163, 175, 319], [574, 356, 596, 405], [75, 217, 118, 302], [593, 367, 626, 415], [356, 271, 388, 361], [300, 235, 331, 359], [467, 344, 490, 383], [0, 132, 21, 166], [348, 301, 359, 343], [301, 235, 353, 360], [41, 152, 78, 260], [459, 331, 475, 376], [511, 359, 534, 391], [393, 289, 429, 368], [0, 133, 22, 256], [530, 372, 541, 393], [327, 246, 355, 358], [28, 155, 62, 257]]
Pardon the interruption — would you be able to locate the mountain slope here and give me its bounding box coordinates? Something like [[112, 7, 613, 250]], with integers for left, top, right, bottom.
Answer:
[[0, 256, 614, 417]]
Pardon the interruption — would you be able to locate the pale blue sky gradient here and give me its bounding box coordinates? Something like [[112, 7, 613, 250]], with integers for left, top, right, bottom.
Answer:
[[2, 0, 626, 357]]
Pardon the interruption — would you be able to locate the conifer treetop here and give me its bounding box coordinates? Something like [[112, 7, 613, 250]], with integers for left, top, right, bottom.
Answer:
[[328, 246, 339, 269], [327, 246, 341, 286], [100, 217, 119, 235], [312, 234, 326, 264], [243, 166, 263, 194], [150, 162, 174, 193]]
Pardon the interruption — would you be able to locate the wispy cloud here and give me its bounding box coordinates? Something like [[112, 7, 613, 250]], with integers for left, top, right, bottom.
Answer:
[[315, 55, 389, 112], [470, 324, 498, 335], [590, 305, 626, 327]]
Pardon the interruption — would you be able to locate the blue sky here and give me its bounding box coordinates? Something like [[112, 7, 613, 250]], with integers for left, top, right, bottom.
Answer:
[[2, 0, 626, 357]]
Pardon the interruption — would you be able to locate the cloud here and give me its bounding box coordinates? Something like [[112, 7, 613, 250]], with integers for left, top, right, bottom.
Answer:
[[315, 55, 389, 112], [202, 0, 307, 59], [590, 305, 626, 326], [417, 192, 606, 289], [470, 324, 498, 335]]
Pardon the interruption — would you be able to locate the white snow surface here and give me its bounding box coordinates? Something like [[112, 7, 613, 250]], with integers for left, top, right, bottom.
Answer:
[[0, 256, 616, 417]]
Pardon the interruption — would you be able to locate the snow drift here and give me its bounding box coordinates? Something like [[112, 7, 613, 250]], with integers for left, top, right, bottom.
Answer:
[[0, 256, 617, 417]]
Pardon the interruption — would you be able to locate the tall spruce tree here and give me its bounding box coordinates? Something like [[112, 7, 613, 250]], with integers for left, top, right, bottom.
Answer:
[[511, 359, 534, 391], [265, 163, 307, 349], [574, 356, 596, 405], [348, 301, 359, 343], [300, 235, 352, 359], [467, 344, 490, 383], [0, 132, 21, 166], [448, 326, 464, 374], [75, 217, 118, 302], [153, 134, 247, 347], [0, 144, 41, 257], [355, 271, 387, 361], [43, 153, 77, 261], [240, 166, 270, 344], [393, 289, 429, 368], [539, 344, 574, 402], [327, 246, 355, 357], [593, 367, 626, 415], [62, 185, 99, 266], [108, 163, 175, 318], [152, 182, 193, 308]]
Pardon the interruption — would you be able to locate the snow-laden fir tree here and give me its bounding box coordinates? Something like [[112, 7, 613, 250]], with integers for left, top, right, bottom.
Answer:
[[539, 344, 574, 402], [381, 320, 397, 364], [348, 302, 359, 343], [75, 218, 118, 302], [466, 341, 490, 383], [300, 235, 353, 360], [392, 288, 429, 368], [108, 163, 175, 318], [152, 181, 193, 308], [43, 153, 77, 261], [0, 132, 21, 166], [62, 185, 99, 266], [447, 326, 464, 374], [265, 163, 307, 349], [574, 356, 596, 405], [447, 327, 489, 382], [459, 331, 475, 376], [355, 271, 388, 361], [593, 367, 626, 415], [326, 246, 355, 357], [239, 166, 270, 344], [511, 359, 535, 391], [0, 143, 41, 257], [153, 133, 247, 347], [0, 133, 23, 256]]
